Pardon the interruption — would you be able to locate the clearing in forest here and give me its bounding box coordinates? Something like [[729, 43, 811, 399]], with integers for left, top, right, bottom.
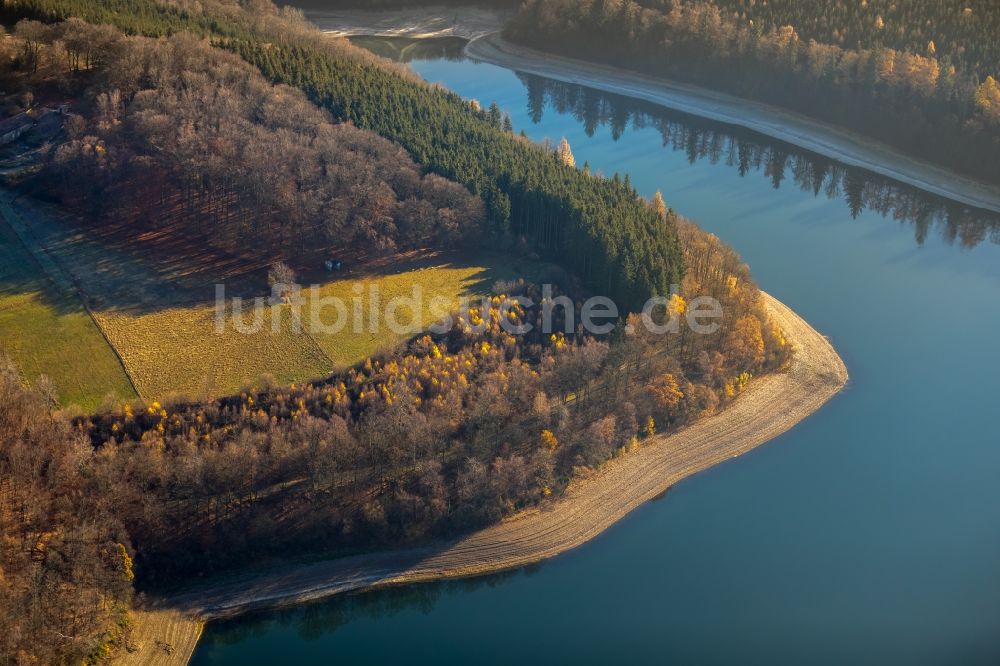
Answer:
[[3, 196, 534, 402], [3, 196, 332, 400]]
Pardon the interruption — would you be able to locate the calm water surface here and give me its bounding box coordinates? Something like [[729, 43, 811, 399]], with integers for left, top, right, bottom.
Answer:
[[192, 37, 1000, 666]]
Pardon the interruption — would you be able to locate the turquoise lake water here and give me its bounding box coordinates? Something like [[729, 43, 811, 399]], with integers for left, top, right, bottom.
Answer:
[[191, 37, 1000, 665]]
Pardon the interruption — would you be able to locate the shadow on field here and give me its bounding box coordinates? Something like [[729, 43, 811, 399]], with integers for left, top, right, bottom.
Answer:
[[3, 191, 543, 316]]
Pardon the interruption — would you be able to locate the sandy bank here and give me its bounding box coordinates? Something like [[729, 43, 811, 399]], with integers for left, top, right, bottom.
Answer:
[[306, 6, 507, 40], [465, 33, 1000, 215], [116, 292, 846, 665], [113, 610, 202, 666]]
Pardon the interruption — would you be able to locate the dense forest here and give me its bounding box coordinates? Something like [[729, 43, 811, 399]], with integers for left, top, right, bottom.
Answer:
[[506, 0, 1000, 184], [15, 22, 485, 256], [2, 0, 684, 310], [682, 0, 1000, 80], [0, 357, 134, 665]]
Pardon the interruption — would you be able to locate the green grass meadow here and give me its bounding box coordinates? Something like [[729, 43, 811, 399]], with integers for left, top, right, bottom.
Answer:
[[0, 215, 137, 410]]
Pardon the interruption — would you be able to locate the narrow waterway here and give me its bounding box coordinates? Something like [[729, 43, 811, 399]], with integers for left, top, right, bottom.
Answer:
[[192, 37, 1000, 666]]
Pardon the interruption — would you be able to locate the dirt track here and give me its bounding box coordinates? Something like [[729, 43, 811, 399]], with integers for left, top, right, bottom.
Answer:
[[115, 292, 846, 665]]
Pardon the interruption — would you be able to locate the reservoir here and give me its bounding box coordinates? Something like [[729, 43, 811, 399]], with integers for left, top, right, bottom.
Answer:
[[192, 36, 1000, 666]]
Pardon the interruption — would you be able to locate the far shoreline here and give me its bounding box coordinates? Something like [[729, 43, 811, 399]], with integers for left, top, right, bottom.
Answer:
[[307, 5, 1000, 215], [463, 32, 1000, 216]]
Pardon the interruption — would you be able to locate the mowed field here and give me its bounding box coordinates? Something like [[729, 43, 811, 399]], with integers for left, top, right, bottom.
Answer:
[[0, 204, 137, 410], [92, 253, 530, 398], [2, 195, 530, 405], [92, 304, 334, 400]]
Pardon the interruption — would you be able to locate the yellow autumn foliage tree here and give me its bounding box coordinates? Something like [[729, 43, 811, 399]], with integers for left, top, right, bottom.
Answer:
[[118, 543, 135, 582], [647, 373, 684, 412], [976, 76, 1000, 121], [667, 293, 686, 318], [556, 137, 575, 167], [652, 190, 667, 220], [726, 315, 766, 371]]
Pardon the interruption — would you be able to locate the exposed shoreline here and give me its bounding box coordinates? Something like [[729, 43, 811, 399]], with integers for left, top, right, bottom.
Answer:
[[116, 292, 847, 665], [465, 33, 1000, 215], [305, 6, 509, 40]]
